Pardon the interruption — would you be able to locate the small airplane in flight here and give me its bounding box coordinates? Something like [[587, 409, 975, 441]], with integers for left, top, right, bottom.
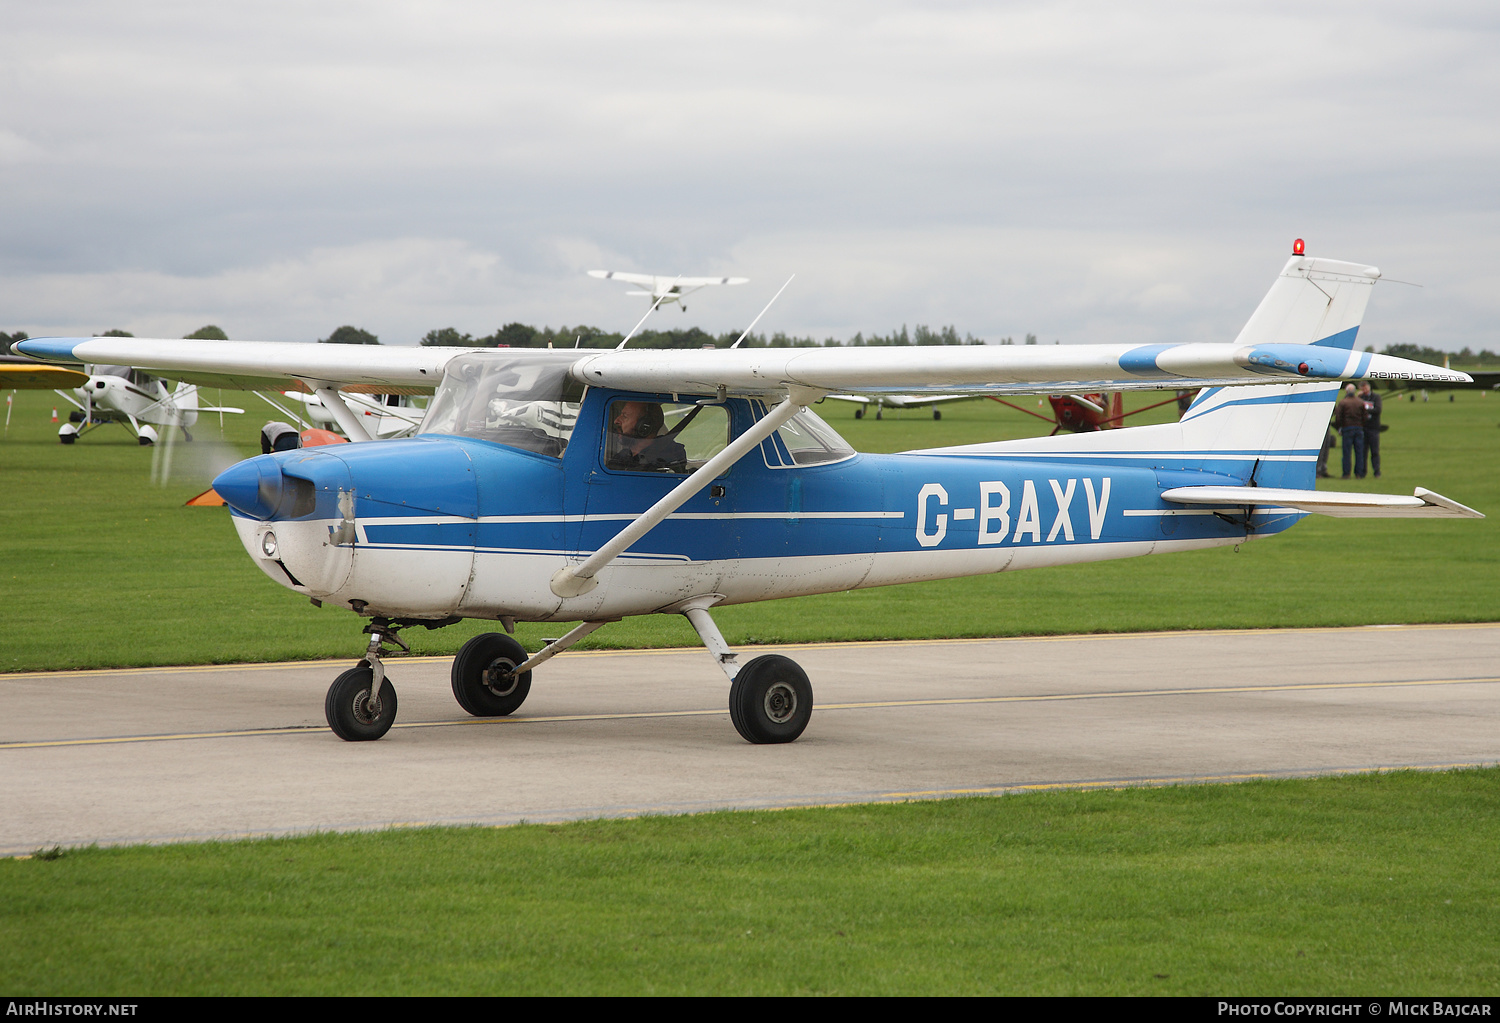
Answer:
[[17, 244, 1480, 747], [51, 365, 243, 445], [588, 270, 748, 312]]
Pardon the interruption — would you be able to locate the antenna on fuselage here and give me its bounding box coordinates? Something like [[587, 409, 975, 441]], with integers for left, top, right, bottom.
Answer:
[[730, 275, 796, 349], [615, 276, 681, 350]]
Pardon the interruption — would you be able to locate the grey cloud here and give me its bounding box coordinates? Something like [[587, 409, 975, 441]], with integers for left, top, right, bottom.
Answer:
[[2, 1, 1496, 349]]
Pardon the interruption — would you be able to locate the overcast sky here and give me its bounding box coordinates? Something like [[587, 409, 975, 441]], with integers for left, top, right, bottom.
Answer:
[[2, 1, 1496, 351]]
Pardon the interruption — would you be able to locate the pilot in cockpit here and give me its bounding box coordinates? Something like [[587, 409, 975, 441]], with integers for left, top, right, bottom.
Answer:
[[607, 400, 688, 472]]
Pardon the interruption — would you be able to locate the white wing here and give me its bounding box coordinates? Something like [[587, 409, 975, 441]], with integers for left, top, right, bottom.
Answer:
[[589, 270, 749, 291], [17, 337, 1470, 401], [568, 344, 1470, 396], [15, 337, 461, 395]]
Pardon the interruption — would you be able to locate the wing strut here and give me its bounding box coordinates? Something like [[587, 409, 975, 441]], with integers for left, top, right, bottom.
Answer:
[[550, 387, 820, 598], [312, 386, 373, 442]]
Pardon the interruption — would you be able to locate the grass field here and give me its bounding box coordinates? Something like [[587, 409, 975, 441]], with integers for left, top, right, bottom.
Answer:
[[3, 385, 1498, 672], [3, 385, 1497, 996], [2, 768, 1496, 995]]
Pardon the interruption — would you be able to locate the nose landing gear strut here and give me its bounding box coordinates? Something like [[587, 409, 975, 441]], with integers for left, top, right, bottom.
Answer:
[[324, 615, 457, 741]]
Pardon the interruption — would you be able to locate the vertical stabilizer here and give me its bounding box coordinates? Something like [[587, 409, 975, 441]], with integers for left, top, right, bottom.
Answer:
[[1178, 255, 1381, 487], [918, 251, 1384, 490]]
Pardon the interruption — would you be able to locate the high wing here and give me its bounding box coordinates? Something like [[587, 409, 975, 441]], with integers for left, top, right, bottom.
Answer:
[[15, 338, 457, 395], [567, 343, 1471, 396], [588, 270, 750, 290], [17, 337, 1471, 401], [0, 355, 88, 389]]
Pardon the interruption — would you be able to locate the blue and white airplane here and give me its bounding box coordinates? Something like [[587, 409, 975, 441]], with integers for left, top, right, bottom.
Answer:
[[16, 248, 1481, 745]]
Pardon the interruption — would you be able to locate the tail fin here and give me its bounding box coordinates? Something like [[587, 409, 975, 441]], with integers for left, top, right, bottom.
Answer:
[[1177, 255, 1379, 487], [172, 380, 200, 427], [925, 253, 1382, 489]]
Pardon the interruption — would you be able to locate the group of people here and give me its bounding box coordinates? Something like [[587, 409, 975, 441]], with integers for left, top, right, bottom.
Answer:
[[1317, 382, 1383, 479]]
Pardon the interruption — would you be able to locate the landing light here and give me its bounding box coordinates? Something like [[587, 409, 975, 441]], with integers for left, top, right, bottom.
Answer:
[[261, 531, 279, 558]]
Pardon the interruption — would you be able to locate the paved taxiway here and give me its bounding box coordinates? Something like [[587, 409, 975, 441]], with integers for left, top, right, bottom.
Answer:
[[3, 623, 1497, 854]]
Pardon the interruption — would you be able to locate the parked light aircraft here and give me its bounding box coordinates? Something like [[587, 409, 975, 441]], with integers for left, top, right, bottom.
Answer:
[[588, 270, 748, 312], [262, 389, 425, 441], [52, 365, 243, 445], [17, 248, 1481, 745]]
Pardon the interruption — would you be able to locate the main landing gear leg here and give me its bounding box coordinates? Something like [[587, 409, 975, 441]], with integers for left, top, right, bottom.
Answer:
[[681, 602, 813, 745], [325, 618, 409, 741]]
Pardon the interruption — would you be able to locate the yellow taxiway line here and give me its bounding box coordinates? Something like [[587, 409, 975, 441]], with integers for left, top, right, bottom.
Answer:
[[5, 621, 1497, 681]]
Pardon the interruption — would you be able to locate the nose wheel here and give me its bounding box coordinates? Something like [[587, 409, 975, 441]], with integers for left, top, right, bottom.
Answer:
[[325, 617, 417, 741], [325, 665, 397, 741]]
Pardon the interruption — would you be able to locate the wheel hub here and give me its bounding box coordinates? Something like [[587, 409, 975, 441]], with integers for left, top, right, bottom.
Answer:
[[763, 682, 797, 723], [352, 688, 381, 724], [482, 659, 521, 697]]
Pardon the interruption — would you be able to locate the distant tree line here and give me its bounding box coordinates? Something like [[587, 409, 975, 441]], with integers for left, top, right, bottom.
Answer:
[[412, 322, 1003, 350]]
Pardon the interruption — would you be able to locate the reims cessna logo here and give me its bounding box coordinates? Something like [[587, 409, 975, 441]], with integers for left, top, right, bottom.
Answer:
[[916, 478, 1112, 547]]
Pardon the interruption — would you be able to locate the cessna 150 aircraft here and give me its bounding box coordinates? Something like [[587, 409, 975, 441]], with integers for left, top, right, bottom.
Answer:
[[16, 248, 1481, 745], [588, 270, 748, 312]]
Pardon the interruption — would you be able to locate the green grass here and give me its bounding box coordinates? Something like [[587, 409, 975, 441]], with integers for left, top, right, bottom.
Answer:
[[2, 387, 1498, 672], [2, 768, 1496, 995]]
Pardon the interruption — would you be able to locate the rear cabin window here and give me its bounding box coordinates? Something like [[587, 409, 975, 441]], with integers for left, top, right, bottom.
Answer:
[[759, 404, 855, 467]]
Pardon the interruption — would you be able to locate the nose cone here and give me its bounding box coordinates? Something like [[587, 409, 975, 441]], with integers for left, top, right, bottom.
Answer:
[[214, 457, 284, 519]]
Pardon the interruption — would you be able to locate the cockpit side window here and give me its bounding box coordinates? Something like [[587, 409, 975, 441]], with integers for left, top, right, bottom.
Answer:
[[604, 399, 729, 474]]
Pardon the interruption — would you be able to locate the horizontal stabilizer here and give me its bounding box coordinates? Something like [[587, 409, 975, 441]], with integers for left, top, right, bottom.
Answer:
[[1160, 485, 1484, 519]]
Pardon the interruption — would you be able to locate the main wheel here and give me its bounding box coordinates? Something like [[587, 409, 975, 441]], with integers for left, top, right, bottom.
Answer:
[[451, 633, 532, 717], [728, 654, 813, 744], [325, 665, 397, 741]]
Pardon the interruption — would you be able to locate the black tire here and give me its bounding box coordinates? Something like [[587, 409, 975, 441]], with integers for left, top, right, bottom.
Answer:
[[933, 409, 942, 420], [728, 654, 812, 744], [451, 632, 532, 717], [854, 408, 863, 419], [59, 433, 76, 445], [325, 664, 397, 741]]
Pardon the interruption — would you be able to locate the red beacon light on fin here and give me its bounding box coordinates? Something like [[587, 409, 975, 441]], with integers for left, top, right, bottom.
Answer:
[[1293, 238, 1306, 256]]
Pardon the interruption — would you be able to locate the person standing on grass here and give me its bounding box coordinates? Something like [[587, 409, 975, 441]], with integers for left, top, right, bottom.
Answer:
[[1359, 381, 1383, 478], [1316, 415, 1336, 479], [1333, 383, 1368, 479]]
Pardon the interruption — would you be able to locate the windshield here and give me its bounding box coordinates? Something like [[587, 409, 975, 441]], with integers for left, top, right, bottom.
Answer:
[[419, 351, 585, 457]]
